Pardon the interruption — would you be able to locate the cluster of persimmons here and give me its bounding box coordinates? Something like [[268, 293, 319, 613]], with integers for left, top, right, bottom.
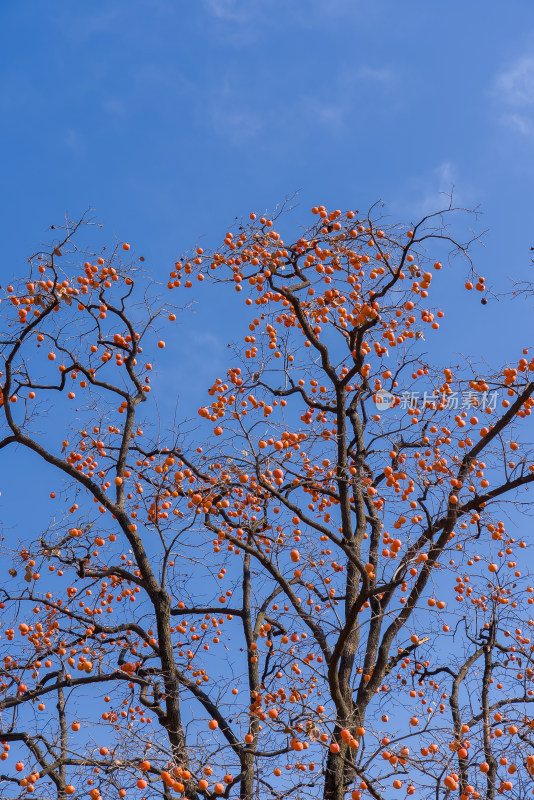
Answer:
[[0, 205, 533, 800]]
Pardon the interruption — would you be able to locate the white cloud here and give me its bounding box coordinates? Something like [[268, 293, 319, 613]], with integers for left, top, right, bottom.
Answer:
[[353, 66, 395, 85], [435, 161, 454, 187], [63, 129, 86, 156], [495, 56, 534, 107], [209, 76, 263, 144], [494, 55, 534, 136], [300, 66, 397, 133], [204, 0, 255, 22], [102, 98, 127, 118], [303, 98, 346, 132], [211, 103, 263, 144], [390, 161, 473, 219], [506, 113, 534, 136], [59, 7, 123, 42], [413, 162, 457, 216]]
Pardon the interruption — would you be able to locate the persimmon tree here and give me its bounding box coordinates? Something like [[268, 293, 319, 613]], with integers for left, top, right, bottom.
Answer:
[[0, 203, 534, 800]]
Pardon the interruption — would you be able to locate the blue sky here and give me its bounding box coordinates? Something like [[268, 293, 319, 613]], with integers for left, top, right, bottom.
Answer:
[[1, 0, 534, 515], [2, 0, 534, 276]]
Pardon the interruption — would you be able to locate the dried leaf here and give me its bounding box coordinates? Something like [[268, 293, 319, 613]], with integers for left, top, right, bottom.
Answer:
[[306, 721, 321, 742]]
